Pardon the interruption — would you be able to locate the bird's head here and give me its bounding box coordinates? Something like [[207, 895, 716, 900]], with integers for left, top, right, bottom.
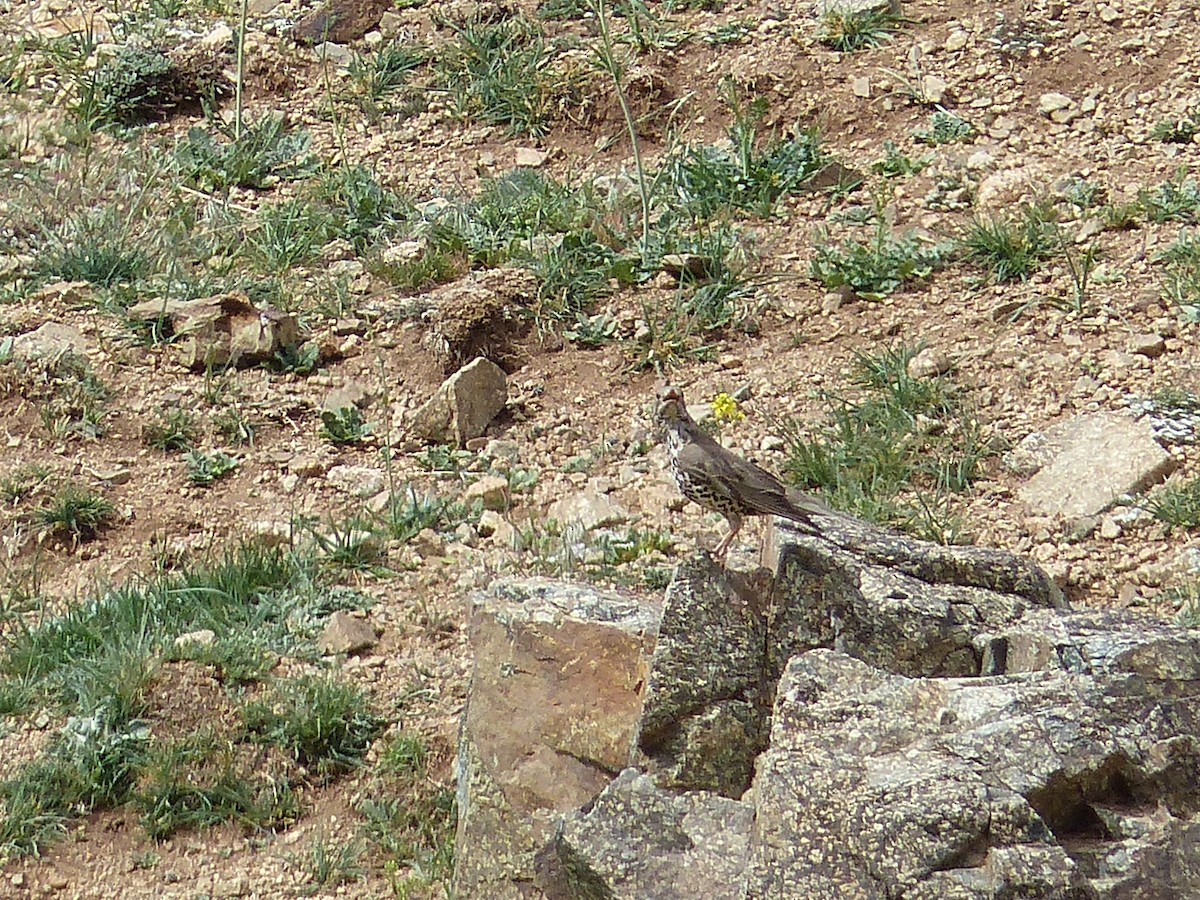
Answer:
[[655, 385, 689, 424]]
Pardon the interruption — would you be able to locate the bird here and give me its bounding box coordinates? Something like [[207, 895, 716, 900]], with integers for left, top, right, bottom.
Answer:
[[655, 384, 832, 558]]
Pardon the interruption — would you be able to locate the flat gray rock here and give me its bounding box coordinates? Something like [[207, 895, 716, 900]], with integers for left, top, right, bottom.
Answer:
[[1013, 411, 1175, 517], [410, 356, 507, 446]]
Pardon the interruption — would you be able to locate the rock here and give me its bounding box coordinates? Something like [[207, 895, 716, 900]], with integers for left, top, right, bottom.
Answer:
[[462, 475, 510, 511], [476, 509, 514, 545], [292, 0, 390, 44], [1014, 412, 1176, 517], [452, 580, 659, 898], [547, 491, 630, 531], [555, 769, 753, 900], [174, 628, 216, 649], [126, 293, 300, 370], [9, 322, 90, 359], [412, 528, 445, 558], [1098, 3, 1121, 23], [851, 75, 870, 98], [944, 29, 969, 52], [321, 381, 371, 413], [318, 611, 377, 655], [746, 625, 1200, 898], [906, 346, 952, 379], [1128, 333, 1167, 358], [920, 73, 948, 105], [410, 357, 508, 446], [200, 22, 233, 47], [312, 41, 353, 65], [326, 464, 385, 498], [514, 147, 548, 167], [1038, 91, 1073, 115]]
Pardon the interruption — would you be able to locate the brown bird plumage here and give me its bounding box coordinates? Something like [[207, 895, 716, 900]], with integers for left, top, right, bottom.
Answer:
[[656, 385, 829, 558]]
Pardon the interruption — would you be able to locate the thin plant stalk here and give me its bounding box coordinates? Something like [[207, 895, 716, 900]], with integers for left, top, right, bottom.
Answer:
[[590, 0, 650, 253], [235, 0, 248, 139]]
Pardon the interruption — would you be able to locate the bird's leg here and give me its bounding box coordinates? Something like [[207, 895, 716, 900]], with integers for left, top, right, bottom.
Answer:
[[713, 513, 742, 559]]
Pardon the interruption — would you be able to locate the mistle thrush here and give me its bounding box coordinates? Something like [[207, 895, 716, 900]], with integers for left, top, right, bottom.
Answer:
[[656, 385, 829, 557]]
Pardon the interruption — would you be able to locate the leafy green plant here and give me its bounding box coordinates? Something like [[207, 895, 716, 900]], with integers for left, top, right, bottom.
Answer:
[[811, 219, 949, 298], [243, 675, 384, 775], [871, 141, 929, 178], [319, 407, 372, 444], [1150, 106, 1200, 144], [1137, 171, 1200, 224], [213, 408, 256, 446], [176, 114, 317, 191], [819, 7, 904, 51], [317, 165, 408, 252], [913, 110, 974, 145], [1146, 478, 1200, 531], [186, 450, 238, 486], [36, 485, 115, 541], [0, 464, 50, 505]]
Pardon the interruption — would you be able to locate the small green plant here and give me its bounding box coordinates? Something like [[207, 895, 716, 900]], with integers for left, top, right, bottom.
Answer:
[[1137, 171, 1200, 224], [1062, 177, 1105, 211], [319, 407, 372, 444], [780, 345, 988, 543], [961, 204, 1057, 283], [243, 675, 384, 776], [377, 490, 476, 543], [271, 341, 320, 376], [1157, 232, 1200, 312], [143, 408, 199, 452], [176, 115, 317, 191], [36, 485, 115, 541], [913, 110, 974, 145], [667, 91, 827, 219], [702, 20, 754, 45], [317, 165, 408, 252], [1146, 478, 1200, 531], [871, 141, 929, 178], [186, 450, 238, 486], [563, 311, 619, 348], [347, 39, 426, 122], [213, 408, 256, 446], [434, 17, 575, 137], [247, 200, 331, 274], [811, 219, 949, 299], [819, 7, 904, 51], [299, 835, 366, 887], [36, 209, 150, 287], [0, 464, 50, 505], [1150, 106, 1200, 144]]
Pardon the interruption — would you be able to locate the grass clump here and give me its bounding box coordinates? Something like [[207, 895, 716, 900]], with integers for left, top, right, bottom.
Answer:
[[819, 7, 904, 51], [1157, 232, 1200, 311], [143, 408, 199, 452], [1146, 478, 1200, 531], [434, 16, 575, 137], [36, 484, 114, 541], [1137, 172, 1200, 225], [961, 204, 1058, 283], [243, 675, 383, 776], [780, 345, 989, 543]]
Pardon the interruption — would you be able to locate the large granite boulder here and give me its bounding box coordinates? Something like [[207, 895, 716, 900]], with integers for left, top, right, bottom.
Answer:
[[455, 516, 1200, 899]]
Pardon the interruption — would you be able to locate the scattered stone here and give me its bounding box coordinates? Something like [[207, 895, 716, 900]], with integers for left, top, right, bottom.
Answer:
[[318, 611, 377, 655], [87, 464, 132, 485], [410, 357, 508, 446], [174, 628, 216, 649], [292, 0, 390, 44], [477, 509, 515, 545], [200, 22, 233, 48], [127, 293, 301, 370], [944, 29, 968, 52], [463, 475, 510, 511], [1128, 333, 1166, 358], [413, 527, 446, 558], [548, 491, 630, 531], [851, 75, 870, 98], [514, 147, 548, 167], [920, 73, 948, 104], [321, 382, 371, 413], [1100, 517, 1121, 539], [1015, 412, 1176, 517], [906, 346, 952, 379], [1038, 91, 1073, 116], [312, 41, 353, 65], [10, 322, 90, 360], [326, 464, 386, 498], [1098, 3, 1121, 23], [248, 519, 293, 548]]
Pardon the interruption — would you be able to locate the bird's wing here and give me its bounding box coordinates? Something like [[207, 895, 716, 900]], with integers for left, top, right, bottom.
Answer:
[[676, 438, 815, 523]]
